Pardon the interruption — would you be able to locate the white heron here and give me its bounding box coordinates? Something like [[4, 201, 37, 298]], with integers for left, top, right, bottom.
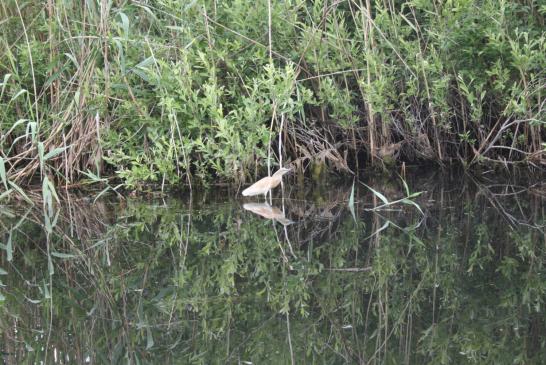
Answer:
[[242, 167, 291, 198]]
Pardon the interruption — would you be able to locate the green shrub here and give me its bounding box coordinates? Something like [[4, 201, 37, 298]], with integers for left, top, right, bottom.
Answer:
[[0, 0, 544, 189]]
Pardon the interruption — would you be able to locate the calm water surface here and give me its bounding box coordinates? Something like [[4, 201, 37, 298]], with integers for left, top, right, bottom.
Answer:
[[1, 170, 545, 364]]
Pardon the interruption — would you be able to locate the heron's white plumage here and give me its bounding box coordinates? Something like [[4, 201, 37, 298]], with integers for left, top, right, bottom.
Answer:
[[242, 167, 291, 197]]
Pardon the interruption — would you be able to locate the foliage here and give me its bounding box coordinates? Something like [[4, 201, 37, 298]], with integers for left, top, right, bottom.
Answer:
[[0, 0, 544, 191], [0, 174, 545, 363]]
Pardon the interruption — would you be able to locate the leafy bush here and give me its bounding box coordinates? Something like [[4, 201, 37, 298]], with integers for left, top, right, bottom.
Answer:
[[0, 0, 544, 189]]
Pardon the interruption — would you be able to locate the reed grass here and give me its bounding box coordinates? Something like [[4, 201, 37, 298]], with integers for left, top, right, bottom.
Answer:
[[0, 0, 544, 193]]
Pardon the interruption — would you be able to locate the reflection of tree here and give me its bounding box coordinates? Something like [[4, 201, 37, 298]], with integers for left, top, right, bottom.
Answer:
[[0, 174, 544, 363]]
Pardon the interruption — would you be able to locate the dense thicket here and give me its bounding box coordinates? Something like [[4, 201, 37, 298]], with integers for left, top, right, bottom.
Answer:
[[0, 1, 544, 188]]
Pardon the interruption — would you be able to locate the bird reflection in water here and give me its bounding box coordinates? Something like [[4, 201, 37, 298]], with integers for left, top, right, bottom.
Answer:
[[243, 203, 294, 226]]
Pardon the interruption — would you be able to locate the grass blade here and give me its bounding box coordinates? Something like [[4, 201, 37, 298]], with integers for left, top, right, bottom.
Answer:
[[44, 145, 71, 161], [362, 183, 389, 205], [38, 142, 45, 175], [0, 156, 8, 190], [6, 231, 13, 262], [0, 189, 13, 201], [146, 326, 154, 349], [48, 253, 54, 276], [400, 175, 410, 196], [51, 251, 79, 259], [402, 198, 424, 215], [348, 179, 356, 223]]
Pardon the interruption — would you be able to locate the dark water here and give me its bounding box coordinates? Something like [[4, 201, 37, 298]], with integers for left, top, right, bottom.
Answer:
[[1, 170, 545, 364]]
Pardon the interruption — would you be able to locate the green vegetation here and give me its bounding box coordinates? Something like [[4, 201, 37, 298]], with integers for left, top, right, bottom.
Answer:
[[1, 176, 544, 363], [0, 1, 545, 191]]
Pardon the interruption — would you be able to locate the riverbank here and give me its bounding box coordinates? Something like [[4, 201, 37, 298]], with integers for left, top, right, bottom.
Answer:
[[1, 1, 544, 194]]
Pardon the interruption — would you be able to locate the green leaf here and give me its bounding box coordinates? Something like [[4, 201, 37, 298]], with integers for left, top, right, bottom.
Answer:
[[6, 231, 12, 262], [401, 198, 424, 215], [10, 89, 27, 102], [64, 52, 79, 68], [43, 280, 51, 299], [79, 169, 107, 183], [0, 207, 14, 218], [48, 253, 54, 276], [0, 267, 7, 275], [43, 176, 60, 204], [44, 145, 71, 161], [362, 183, 389, 205], [43, 68, 65, 89], [26, 121, 37, 142], [134, 3, 158, 20], [113, 39, 126, 75], [146, 326, 154, 349], [0, 189, 13, 201], [42, 177, 53, 223], [3, 119, 29, 140], [135, 56, 155, 69], [348, 179, 356, 223], [0, 156, 7, 190], [9, 181, 34, 205], [118, 12, 130, 37], [93, 186, 112, 203], [38, 142, 45, 174], [364, 221, 390, 240], [0, 73, 11, 98], [166, 25, 185, 32], [400, 176, 410, 196], [26, 297, 42, 304], [131, 68, 150, 82], [51, 251, 78, 259]]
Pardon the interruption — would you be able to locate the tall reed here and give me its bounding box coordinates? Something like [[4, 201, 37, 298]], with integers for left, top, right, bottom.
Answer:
[[0, 0, 544, 191]]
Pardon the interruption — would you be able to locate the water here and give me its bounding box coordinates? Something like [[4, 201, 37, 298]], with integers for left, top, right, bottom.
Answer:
[[1, 170, 545, 364]]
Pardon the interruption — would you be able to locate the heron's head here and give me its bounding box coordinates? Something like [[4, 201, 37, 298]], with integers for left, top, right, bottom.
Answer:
[[272, 167, 292, 178]]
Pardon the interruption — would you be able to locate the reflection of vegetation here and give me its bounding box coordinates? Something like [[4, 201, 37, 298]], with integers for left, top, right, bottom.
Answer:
[[1, 175, 545, 364]]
